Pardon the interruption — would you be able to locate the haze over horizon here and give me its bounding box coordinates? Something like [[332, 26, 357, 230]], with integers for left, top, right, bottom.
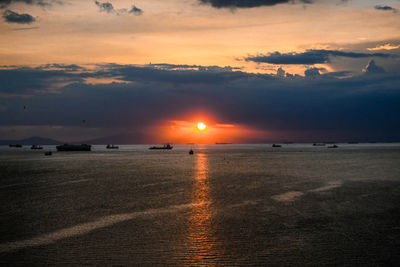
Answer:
[[1, 0, 400, 143]]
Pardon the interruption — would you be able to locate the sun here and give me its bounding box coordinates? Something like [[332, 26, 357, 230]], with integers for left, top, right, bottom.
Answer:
[[197, 122, 207, 131]]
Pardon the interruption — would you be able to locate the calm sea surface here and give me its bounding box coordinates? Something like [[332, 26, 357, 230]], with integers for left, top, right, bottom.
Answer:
[[1, 144, 400, 266]]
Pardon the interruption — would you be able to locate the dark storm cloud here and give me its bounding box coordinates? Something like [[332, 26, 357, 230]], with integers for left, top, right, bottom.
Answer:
[[3, 9, 35, 23], [198, 0, 321, 8], [246, 50, 393, 65], [93, 63, 253, 85], [0, 66, 83, 95], [374, 5, 397, 12], [200, 0, 291, 8], [1, 61, 399, 142]]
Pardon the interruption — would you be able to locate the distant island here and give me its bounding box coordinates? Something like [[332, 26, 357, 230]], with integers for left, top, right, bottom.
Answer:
[[0, 136, 62, 146]]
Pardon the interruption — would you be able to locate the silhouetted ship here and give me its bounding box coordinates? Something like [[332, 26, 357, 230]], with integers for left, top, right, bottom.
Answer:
[[106, 144, 119, 149], [56, 144, 91, 151], [189, 149, 194, 155], [328, 144, 338, 148], [149, 144, 173, 150], [44, 151, 52, 156], [313, 143, 326, 146], [9, 144, 22, 148], [31, 145, 43, 150], [272, 144, 282, 148]]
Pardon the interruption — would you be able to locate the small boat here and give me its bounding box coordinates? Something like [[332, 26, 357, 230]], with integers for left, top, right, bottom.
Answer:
[[44, 151, 52, 156], [31, 145, 43, 150], [106, 144, 119, 149], [56, 144, 91, 151], [189, 149, 194, 155], [328, 144, 338, 148], [9, 144, 22, 148], [272, 144, 282, 148], [149, 144, 173, 150]]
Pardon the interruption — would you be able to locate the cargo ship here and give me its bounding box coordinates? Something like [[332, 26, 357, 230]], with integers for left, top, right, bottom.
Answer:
[[56, 144, 91, 151], [149, 144, 173, 150]]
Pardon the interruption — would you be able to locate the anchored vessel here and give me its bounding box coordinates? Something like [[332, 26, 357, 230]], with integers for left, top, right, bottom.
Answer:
[[313, 143, 326, 146], [56, 144, 91, 151], [31, 145, 43, 150], [149, 144, 173, 150], [106, 144, 119, 149], [9, 144, 22, 148]]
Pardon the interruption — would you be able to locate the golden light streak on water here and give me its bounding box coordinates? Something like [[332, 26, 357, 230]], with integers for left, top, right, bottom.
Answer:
[[184, 152, 221, 266]]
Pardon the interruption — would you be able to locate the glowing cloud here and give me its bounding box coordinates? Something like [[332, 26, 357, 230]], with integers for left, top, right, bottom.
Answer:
[[367, 43, 400, 51]]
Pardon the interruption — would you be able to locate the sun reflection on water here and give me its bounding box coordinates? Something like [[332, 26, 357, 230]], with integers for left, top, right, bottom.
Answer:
[[185, 152, 220, 266]]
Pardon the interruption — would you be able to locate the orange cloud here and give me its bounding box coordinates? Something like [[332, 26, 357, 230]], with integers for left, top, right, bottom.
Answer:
[[367, 43, 400, 51]]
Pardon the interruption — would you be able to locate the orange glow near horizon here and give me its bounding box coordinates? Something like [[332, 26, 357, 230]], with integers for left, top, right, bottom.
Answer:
[[151, 116, 267, 144]]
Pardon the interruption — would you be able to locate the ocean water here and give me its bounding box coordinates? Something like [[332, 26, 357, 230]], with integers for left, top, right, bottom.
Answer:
[[1, 144, 400, 266]]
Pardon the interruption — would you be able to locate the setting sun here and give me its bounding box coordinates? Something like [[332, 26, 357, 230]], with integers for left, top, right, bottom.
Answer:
[[197, 122, 207, 131]]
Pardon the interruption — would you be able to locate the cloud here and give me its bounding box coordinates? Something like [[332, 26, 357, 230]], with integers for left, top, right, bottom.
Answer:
[[367, 43, 400, 51], [129, 5, 143, 15], [1, 62, 400, 142], [0, 66, 83, 95], [200, 0, 291, 8], [10, 26, 39, 30], [39, 63, 84, 71], [94, 1, 143, 15], [94, 1, 114, 13], [0, 0, 53, 9], [362, 59, 385, 74], [245, 49, 393, 65], [304, 67, 321, 77], [198, 0, 317, 8], [374, 5, 397, 12], [2, 9, 35, 24]]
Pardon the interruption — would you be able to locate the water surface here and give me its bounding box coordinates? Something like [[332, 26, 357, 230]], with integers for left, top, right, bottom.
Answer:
[[1, 144, 400, 265]]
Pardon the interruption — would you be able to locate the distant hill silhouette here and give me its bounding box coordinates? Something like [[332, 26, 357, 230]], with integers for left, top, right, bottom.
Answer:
[[0, 136, 62, 145]]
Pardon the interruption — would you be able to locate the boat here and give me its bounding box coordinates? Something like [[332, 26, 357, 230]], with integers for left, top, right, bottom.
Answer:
[[44, 151, 52, 156], [9, 144, 22, 148], [272, 144, 282, 148], [189, 149, 194, 155], [106, 144, 119, 149], [56, 144, 91, 151], [149, 144, 173, 150], [313, 143, 325, 146], [328, 144, 338, 148], [31, 145, 43, 150]]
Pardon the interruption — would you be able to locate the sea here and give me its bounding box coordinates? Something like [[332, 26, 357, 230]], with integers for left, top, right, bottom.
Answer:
[[1, 144, 400, 266]]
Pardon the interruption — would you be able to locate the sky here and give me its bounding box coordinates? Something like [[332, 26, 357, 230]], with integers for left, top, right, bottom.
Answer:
[[0, 0, 399, 143]]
